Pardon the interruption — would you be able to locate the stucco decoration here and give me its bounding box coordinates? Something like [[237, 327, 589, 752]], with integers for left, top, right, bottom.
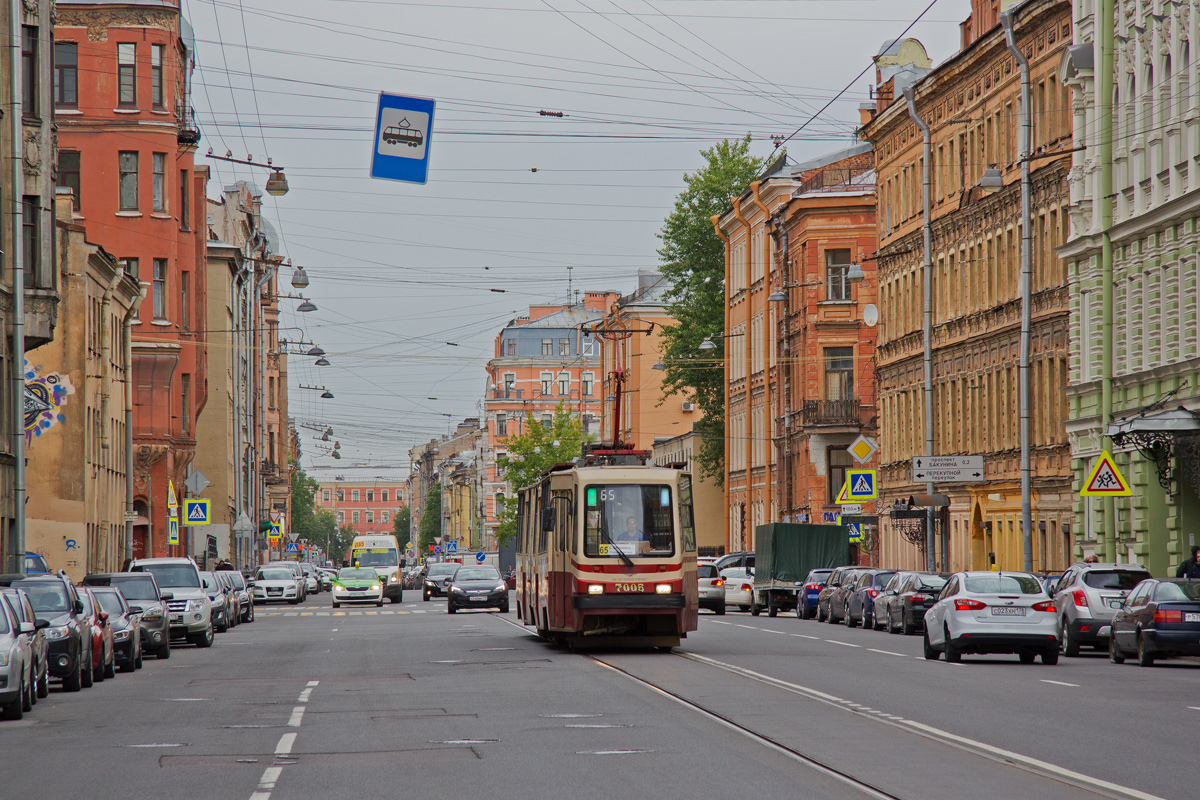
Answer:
[[134, 445, 168, 492], [22, 0, 38, 16], [55, 7, 175, 42], [23, 129, 40, 177], [24, 360, 74, 446]]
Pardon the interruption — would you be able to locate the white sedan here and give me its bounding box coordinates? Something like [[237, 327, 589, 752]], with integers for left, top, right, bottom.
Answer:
[[923, 571, 1060, 664], [721, 567, 755, 612], [250, 567, 300, 605]]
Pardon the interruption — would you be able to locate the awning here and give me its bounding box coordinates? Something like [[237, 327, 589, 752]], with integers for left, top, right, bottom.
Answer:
[[1106, 408, 1200, 438]]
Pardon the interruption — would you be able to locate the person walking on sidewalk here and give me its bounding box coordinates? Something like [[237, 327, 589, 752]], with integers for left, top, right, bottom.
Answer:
[[1176, 545, 1200, 579]]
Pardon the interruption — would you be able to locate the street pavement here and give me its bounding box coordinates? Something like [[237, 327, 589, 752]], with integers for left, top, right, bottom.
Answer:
[[0, 592, 1187, 800]]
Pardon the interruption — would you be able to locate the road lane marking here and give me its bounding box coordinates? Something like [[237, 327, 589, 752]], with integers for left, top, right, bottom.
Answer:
[[248, 766, 283, 800], [306, 680, 319, 687], [287, 707, 305, 727], [825, 639, 861, 648], [412, 610, 427, 614], [710, 620, 732, 625], [867, 648, 908, 657], [1189, 706, 1200, 711], [330, 629, 338, 632], [761, 629, 787, 635], [274, 733, 296, 755], [790, 633, 821, 640], [298, 688, 313, 703], [300, 612, 313, 617], [349, 611, 363, 616], [1040, 680, 1079, 687], [735, 624, 757, 630], [284, 613, 297, 617]]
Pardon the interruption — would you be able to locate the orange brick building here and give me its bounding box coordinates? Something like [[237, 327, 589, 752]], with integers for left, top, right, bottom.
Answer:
[[55, 2, 208, 559], [315, 479, 409, 539]]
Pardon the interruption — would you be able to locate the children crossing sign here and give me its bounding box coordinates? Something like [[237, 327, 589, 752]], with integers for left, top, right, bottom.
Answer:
[[183, 498, 211, 525], [1080, 451, 1132, 497]]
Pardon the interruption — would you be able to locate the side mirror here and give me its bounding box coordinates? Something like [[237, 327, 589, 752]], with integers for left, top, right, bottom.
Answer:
[[19, 621, 34, 634], [73, 600, 84, 615], [128, 605, 144, 615], [35, 619, 50, 630], [541, 507, 556, 532], [99, 612, 109, 624], [160, 591, 174, 601]]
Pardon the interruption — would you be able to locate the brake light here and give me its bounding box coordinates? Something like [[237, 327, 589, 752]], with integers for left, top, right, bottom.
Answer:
[[1154, 609, 1183, 624], [714, 579, 724, 587], [954, 599, 986, 611], [911, 593, 929, 602], [1072, 590, 1088, 607], [867, 589, 879, 598], [805, 583, 822, 591], [741, 583, 753, 593], [1031, 600, 1056, 613]]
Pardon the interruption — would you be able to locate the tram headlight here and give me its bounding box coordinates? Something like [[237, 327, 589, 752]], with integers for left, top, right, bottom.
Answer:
[[655, 583, 672, 595], [587, 584, 604, 595]]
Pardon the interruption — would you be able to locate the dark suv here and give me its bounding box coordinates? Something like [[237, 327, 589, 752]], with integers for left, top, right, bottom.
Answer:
[[0, 573, 90, 691], [82, 573, 172, 659]]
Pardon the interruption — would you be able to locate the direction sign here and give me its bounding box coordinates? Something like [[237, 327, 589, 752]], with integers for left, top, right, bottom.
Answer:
[[446, 540, 458, 554], [849, 435, 878, 464], [370, 92, 435, 184], [1080, 450, 1132, 496], [168, 517, 179, 545], [183, 498, 211, 525], [475, 551, 486, 564], [911, 455, 985, 483], [845, 469, 877, 500], [286, 542, 300, 555]]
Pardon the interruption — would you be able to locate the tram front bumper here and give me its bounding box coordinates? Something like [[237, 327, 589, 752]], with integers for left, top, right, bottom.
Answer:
[[572, 595, 686, 610]]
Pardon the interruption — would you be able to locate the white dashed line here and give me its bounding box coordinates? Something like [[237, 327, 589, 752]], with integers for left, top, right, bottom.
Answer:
[[1040, 679, 1079, 687], [735, 624, 757, 630], [790, 633, 821, 640], [761, 629, 787, 635], [287, 707, 305, 727], [1189, 706, 1200, 711], [248, 766, 283, 800], [297, 688, 313, 703], [825, 639, 862, 648], [274, 733, 296, 755], [867, 648, 908, 657], [306, 680, 319, 687]]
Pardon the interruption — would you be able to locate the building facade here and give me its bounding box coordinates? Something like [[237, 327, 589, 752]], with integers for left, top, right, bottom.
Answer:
[[314, 478, 408, 539], [862, 0, 1075, 573], [1060, 0, 1200, 575], [652, 430, 725, 555]]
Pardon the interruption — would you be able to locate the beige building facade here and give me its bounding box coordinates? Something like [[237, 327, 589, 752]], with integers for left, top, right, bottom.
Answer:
[[652, 430, 725, 555]]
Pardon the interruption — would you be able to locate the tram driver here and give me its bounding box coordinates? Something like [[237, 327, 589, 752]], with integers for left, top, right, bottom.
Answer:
[[616, 515, 645, 544]]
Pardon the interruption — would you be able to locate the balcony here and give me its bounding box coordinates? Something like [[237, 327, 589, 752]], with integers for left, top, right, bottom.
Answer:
[[491, 389, 524, 400], [800, 399, 861, 427], [177, 106, 201, 146]]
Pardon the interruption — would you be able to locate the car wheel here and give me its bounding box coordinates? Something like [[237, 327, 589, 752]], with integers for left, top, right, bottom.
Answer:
[[845, 603, 857, 628], [816, 603, 827, 623], [247, 605, 255, 623], [332, 602, 340, 609], [22, 674, 33, 712], [190, 625, 214, 649], [1136, 633, 1155, 667], [423, 592, 430, 602], [104, 652, 116, 679], [135, 646, 144, 669], [1, 678, 24, 720], [767, 599, 778, 618], [1019, 650, 1037, 664], [714, 601, 725, 616], [81, 646, 94, 688], [62, 653, 82, 692], [1041, 648, 1059, 666], [943, 627, 961, 663], [750, 597, 761, 616], [902, 611, 916, 636], [390, 594, 402, 604], [1109, 634, 1125, 664], [120, 652, 136, 673], [376, 600, 384, 607], [157, 642, 171, 660], [498, 603, 509, 614], [1061, 620, 1080, 657], [215, 616, 229, 633], [922, 629, 940, 660], [288, 599, 299, 606], [37, 669, 49, 698], [448, 603, 457, 614]]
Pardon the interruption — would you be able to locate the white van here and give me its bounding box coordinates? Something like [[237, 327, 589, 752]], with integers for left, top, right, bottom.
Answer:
[[350, 535, 403, 603]]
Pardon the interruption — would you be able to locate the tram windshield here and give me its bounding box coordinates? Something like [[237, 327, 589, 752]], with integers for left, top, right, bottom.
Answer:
[[583, 484, 675, 558]]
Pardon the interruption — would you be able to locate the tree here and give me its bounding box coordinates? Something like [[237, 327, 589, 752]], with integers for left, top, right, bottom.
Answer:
[[493, 405, 588, 546], [393, 506, 412, 549], [657, 137, 766, 484], [289, 466, 320, 538], [418, 485, 441, 552]]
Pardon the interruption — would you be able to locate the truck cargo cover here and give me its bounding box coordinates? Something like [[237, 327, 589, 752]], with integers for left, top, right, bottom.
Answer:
[[754, 523, 850, 583]]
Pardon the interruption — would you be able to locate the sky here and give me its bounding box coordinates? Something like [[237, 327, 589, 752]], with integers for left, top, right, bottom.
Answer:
[[186, 0, 964, 475]]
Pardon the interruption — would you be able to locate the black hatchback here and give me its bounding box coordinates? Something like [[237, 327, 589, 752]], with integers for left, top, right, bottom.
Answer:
[[447, 565, 509, 614]]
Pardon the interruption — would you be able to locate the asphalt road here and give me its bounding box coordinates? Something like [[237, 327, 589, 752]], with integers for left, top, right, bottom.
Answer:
[[0, 591, 1187, 800]]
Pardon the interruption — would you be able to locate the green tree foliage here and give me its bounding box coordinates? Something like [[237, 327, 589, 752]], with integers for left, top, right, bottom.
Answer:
[[493, 405, 588, 547], [418, 485, 441, 552], [289, 467, 320, 538], [393, 505, 412, 549], [657, 137, 766, 484]]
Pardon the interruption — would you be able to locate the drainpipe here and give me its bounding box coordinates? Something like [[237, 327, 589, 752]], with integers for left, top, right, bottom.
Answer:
[[1098, 0, 1116, 561], [253, 260, 272, 560], [770, 211, 791, 519], [750, 181, 774, 522], [904, 84, 936, 573], [711, 215, 731, 553], [100, 274, 122, 455], [9, 0, 26, 573], [123, 283, 149, 565], [1001, 10, 1035, 573], [732, 197, 753, 548], [233, 255, 251, 566]]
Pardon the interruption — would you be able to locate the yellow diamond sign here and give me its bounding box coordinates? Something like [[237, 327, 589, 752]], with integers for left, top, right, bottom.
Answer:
[[849, 435, 878, 464]]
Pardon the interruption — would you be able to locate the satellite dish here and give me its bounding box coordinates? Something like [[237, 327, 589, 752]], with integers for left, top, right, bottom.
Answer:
[[862, 303, 879, 328]]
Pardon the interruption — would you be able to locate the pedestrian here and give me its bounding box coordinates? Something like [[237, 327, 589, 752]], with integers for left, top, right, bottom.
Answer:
[[1175, 545, 1200, 579], [1084, 554, 1099, 564]]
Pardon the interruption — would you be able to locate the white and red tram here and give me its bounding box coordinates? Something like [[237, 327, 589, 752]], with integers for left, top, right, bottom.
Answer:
[[515, 453, 699, 647]]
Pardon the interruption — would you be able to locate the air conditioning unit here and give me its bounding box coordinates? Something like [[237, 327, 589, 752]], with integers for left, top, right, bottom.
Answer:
[[681, 401, 695, 412]]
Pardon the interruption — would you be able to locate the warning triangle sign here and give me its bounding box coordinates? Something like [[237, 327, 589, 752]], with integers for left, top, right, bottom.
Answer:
[[835, 478, 854, 504], [1080, 450, 1132, 497]]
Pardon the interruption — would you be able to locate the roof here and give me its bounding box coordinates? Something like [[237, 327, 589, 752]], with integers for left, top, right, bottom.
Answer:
[[507, 305, 603, 330], [790, 142, 874, 173]]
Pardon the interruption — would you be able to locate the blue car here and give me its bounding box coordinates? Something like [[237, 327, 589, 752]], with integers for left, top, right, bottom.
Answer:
[[797, 568, 834, 619], [23, 554, 49, 574]]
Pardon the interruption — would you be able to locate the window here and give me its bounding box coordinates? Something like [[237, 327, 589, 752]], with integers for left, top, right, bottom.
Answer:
[[352, 511, 360, 524], [505, 338, 516, 356], [824, 347, 854, 400], [496, 412, 507, 437], [367, 490, 374, 502], [352, 490, 360, 502], [267, 376, 275, 408], [22, 27, 38, 116], [336, 489, 344, 502], [55, 41, 78, 107], [119, 151, 139, 210], [152, 153, 166, 211], [558, 372, 569, 396], [117, 43, 136, 106], [827, 447, 853, 504], [179, 170, 190, 228], [366, 511, 374, 524], [269, 431, 276, 466], [22, 197, 39, 281], [583, 340, 595, 356], [583, 484, 675, 558], [381, 510, 390, 523], [382, 489, 389, 502], [336, 511, 344, 524], [541, 372, 552, 396], [582, 372, 593, 397], [559, 338, 569, 356], [58, 151, 81, 210], [180, 374, 191, 436], [180, 271, 190, 330], [826, 249, 852, 300], [323, 489, 331, 503], [122, 257, 139, 282], [541, 413, 552, 431], [152, 259, 167, 319], [541, 339, 552, 356], [503, 373, 515, 395], [151, 44, 164, 108]]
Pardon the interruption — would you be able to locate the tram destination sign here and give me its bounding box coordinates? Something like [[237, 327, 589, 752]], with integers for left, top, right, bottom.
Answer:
[[911, 455, 985, 483]]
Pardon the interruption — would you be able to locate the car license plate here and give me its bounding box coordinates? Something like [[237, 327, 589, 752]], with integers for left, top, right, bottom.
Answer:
[[471, 596, 487, 602], [170, 614, 182, 624], [1185, 612, 1200, 623], [990, 606, 1026, 616]]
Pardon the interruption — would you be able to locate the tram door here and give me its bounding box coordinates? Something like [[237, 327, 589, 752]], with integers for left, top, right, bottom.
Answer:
[[549, 486, 574, 628]]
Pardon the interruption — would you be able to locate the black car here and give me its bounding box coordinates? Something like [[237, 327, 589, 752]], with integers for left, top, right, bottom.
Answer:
[[82, 573, 172, 659], [0, 573, 90, 691], [824, 568, 866, 624], [1109, 578, 1200, 666], [816, 567, 853, 622], [446, 565, 509, 614], [89, 587, 142, 673], [423, 562, 460, 601], [886, 572, 947, 634], [845, 570, 897, 629]]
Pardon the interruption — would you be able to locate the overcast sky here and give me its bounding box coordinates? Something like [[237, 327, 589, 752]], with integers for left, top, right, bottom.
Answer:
[[187, 0, 963, 474]]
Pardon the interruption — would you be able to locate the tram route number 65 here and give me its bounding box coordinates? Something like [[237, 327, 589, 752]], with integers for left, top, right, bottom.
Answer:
[[594, 488, 617, 503], [615, 583, 645, 592]]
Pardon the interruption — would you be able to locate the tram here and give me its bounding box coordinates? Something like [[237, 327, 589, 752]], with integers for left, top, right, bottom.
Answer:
[[514, 448, 699, 648]]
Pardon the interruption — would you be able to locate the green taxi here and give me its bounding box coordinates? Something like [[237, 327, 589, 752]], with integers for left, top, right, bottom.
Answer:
[[331, 568, 384, 608]]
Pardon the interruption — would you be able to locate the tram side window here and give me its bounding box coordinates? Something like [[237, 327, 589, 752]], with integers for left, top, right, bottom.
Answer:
[[678, 475, 697, 553], [583, 484, 675, 558], [554, 490, 573, 553], [515, 495, 526, 555]]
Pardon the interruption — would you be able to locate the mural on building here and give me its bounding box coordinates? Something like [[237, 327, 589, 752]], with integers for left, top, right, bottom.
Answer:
[[24, 360, 75, 445]]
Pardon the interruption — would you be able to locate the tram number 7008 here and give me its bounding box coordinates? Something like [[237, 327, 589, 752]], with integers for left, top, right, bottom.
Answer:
[[614, 583, 645, 593]]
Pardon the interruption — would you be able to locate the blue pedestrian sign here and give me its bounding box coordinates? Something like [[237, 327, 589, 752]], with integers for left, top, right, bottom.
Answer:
[[475, 551, 486, 564], [847, 523, 864, 543], [286, 542, 300, 555], [845, 469, 878, 501], [446, 540, 457, 554], [183, 498, 211, 525], [370, 92, 435, 184], [168, 518, 179, 546]]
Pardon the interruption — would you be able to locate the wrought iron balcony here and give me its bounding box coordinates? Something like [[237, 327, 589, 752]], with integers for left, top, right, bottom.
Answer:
[[800, 399, 861, 426], [177, 106, 201, 146]]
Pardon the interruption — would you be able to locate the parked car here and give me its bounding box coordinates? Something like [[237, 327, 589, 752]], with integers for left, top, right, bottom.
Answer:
[[215, 572, 243, 627], [129, 557, 214, 648], [870, 571, 911, 630], [720, 565, 755, 612], [89, 587, 142, 673], [0, 588, 49, 701], [77, 588, 115, 683], [266, 562, 307, 601], [825, 568, 865, 624], [423, 562, 460, 601], [697, 562, 726, 615], [1, 573, 90, 691], [1051, 562, 1151, 656], [1108, 578, 1200, 666], [199, 572, 234, 633], [923, 571, 1059, 664], [300, 564, 321, 594], [797, 568, 833, 619], [816, 566, 853, 623], [222, 570, 254, 623], [713, 551, 755, 572], [251, 566, 301, 604], [446, 564, 509, 614], [884, 572, 947, 634], [23, 553, 49, 574], [0, 596, 35, 719], [83, 573, 172, 659], [845, 570, 897, 629]]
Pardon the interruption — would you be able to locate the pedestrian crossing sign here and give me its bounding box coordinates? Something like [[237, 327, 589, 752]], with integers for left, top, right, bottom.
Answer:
[[183, 498, 211, 525], [168, 517, 179, 545], [1080, 451, 1132, 497], [847, 523, 864, 542], [844, 469, 877, 501]]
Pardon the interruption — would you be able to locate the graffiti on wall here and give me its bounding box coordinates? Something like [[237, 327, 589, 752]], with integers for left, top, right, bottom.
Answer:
[[25, 360, 75, 445]]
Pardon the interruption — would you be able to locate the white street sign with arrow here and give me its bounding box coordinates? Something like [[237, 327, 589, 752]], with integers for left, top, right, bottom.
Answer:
[[911, 455, 985, 483]]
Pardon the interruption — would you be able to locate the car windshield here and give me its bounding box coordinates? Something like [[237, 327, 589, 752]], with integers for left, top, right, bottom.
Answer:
[[110, 577, 157, 600], [258, 569, 293, 581], [351, 548, 399, 568], [24, 553, 48, 572], [1155, 582, 1200, 602], [337, 569, 378, 581], [808, 570, 832, 582], [872, 571, 897, 588], [963, 574, 1043, 594], [584, 484, 675, 558], [916, 576, 948, 592], [427, 564, 458, 578], [455, 567, 500, 582], [697, 564, 718, 579], [226, 573, 246, 590], [17, 581, 70, 614], [136, 564, 201, 588], [94, 591, 125, 615], [1083, 570, 1151, 590]]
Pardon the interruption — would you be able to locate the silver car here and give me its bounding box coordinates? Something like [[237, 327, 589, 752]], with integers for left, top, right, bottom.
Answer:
[[1052, 562, 1150, 656], [923, 571, 1060, 664], [697, 562, 726, 615], [0, 593, 35, 719]]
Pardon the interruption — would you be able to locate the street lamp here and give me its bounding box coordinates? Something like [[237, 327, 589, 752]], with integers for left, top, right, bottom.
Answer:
[[291, 265, 310, 289], [307, 346, 325, 356], [699, 339, 717, 351], [978, 167, 1004, 192], [652, 361, 666, 370], [321, 389, 334, 399], [314, 357, 331, 366], [297, 299, 318, 313]]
